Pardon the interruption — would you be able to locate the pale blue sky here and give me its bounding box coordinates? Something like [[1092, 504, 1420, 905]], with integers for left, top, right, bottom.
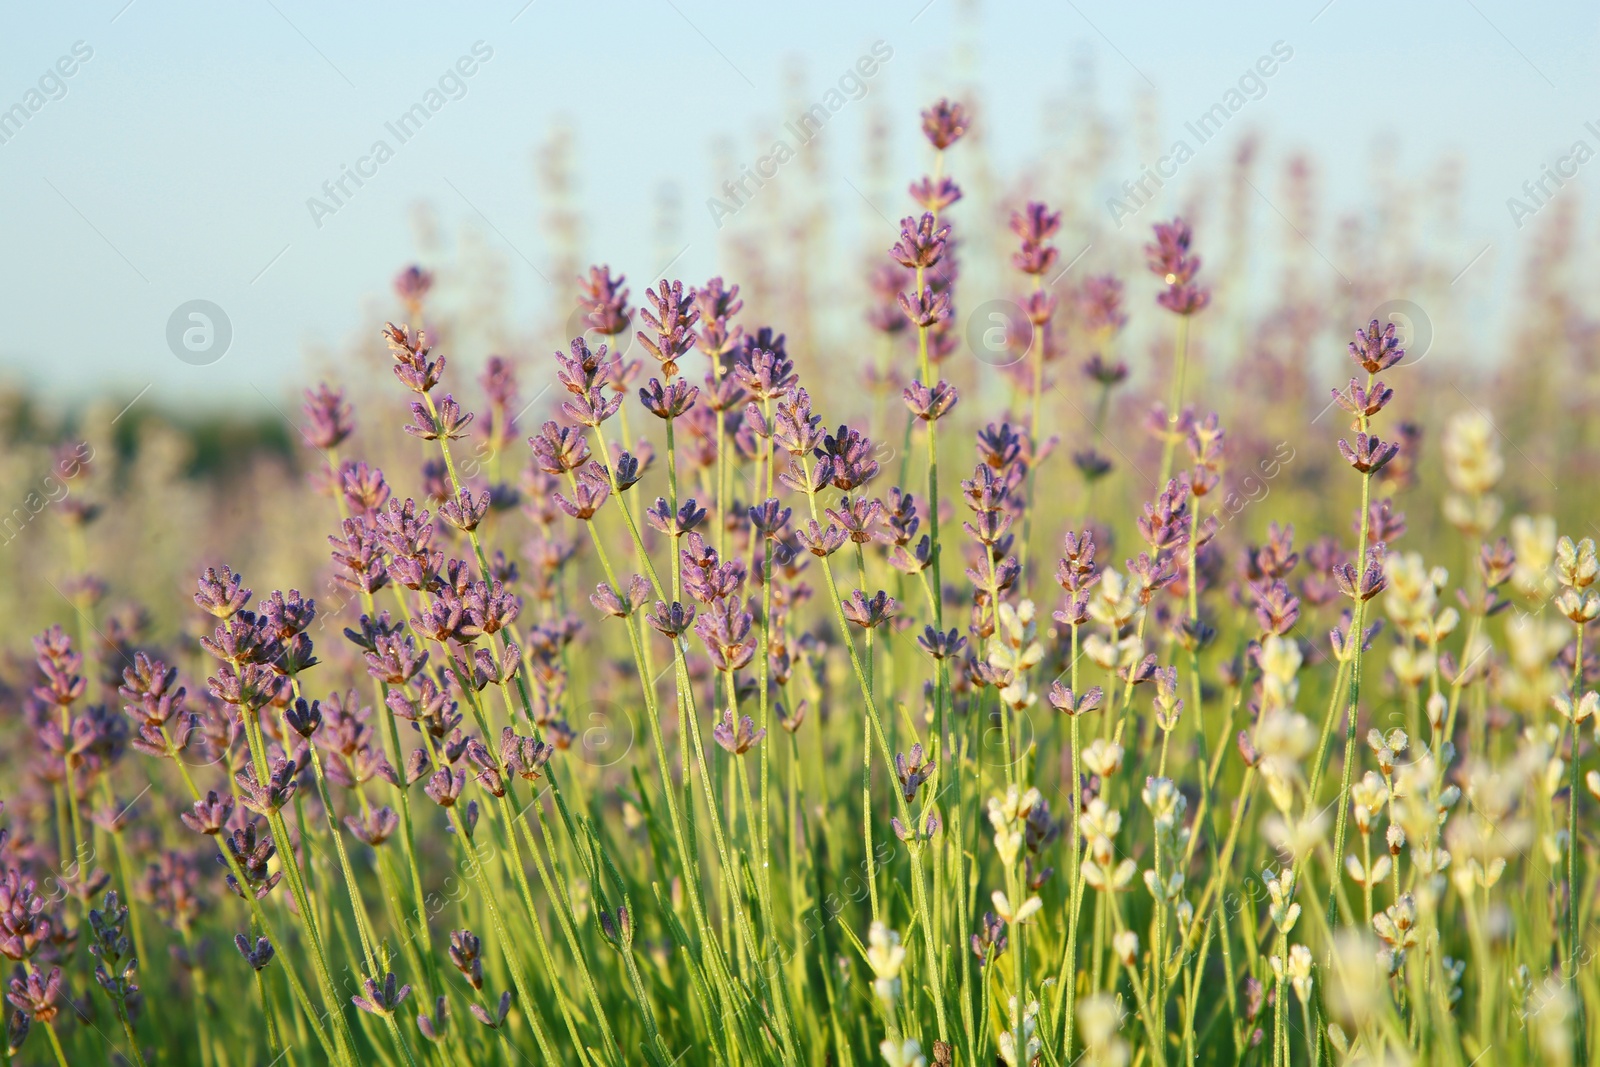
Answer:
[[0, 0, 1594, 406]]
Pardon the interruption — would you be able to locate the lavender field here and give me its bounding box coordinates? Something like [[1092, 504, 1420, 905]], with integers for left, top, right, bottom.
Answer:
[[2, 7, 1598, 1066]]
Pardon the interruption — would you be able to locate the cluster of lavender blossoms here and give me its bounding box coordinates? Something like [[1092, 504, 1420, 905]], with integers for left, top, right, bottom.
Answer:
[[0, 95, 1593, 1067]]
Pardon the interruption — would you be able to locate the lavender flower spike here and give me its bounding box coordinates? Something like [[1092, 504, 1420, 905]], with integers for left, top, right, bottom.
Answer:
[[712, 710, 765, 755], [920, 98, 970, 149], [352, 972, 412, 1017]]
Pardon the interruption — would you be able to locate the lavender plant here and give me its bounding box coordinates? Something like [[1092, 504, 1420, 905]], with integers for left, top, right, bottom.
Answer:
[[0, 99, 1595, 1067]]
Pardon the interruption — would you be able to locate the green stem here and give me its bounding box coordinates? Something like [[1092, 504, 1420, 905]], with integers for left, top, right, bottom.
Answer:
[[1156, 315, 1191, 488]]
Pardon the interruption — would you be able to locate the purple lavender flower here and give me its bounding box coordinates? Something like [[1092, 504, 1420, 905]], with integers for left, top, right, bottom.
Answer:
[[235, 934, 275, 972], [480, 355, 521, 443], [842, 589, 898, 629], [702, 370, 747, 420], [303, 384, 354, 449], [1479, 538, 1516, 590], [1329, 611, 1383, 660], [1119, 653, 1159, 687], [471, 991, 514, 1030], [1348, 319, 1406, 373], [530, 421, 592, 474], [646, 601, 697, 638], [645, 497, 707, 537], [552, 467, 612, 521], [1337, 432, 1401, 474], [920, 98, 970, 150], [734, 343, 796, 401], [897, 286, 952, 329], [1146, 219, 1210, 315], [636, 279, 700, 377], [558, 338, 626, 428], [891, 811, 942, 844], [6, 967, 61, 1023], [1126, 551, 1179, 604], [1137, 478, 1193, 555], [220, 820, 281, 900], [394, 265, 434, 313], [821, 425, 880, 490], [971, 912, 1007, 964], [440, 487, 491, 532], [1251, 580, 1301, 636], [975, 423, 1026, 472], [894, 743, 934, 802], [608, 447, 647, 494], [404, 394, 474, 442], [118, 652, 191, 757], [353, 615, 429, 686], [909, 175, 962, 212], [770, 387, 827, 455], [590, 575, 651, 618], [180, 790, 234, 836], [1332, 377, 1395, 421], [556, 336, 610, 395], [579, 265, 631, 336], [1047, 683, 1103, 717], [825, 496, 883, 544], [1334, 546, 1388, 603], [206, 661, 287, 712], [194, 566, 251, 619], [5, 1008, 29, 1053], [424, 768, 466, 808], [465, 738, 507, 797], [891, 214, 950, 271], [796, 520, 848, 558], [889, 535, 933, 576], [374, 498, 441, 590], [450, 930, 484, 989], [235, 756, 299, 815], [693, 596, 757, 672], [461, 579, 521, 637], [693, 277, 744, 359], [403, 748, 433, 785], [1011, 294, 1053, 338], [917, 626, 967, 660], [387, 681, 457, 739], [1079, 276, 1128, 334], [778, 700, 808, 733], [876, 488, 919, 547], [1072, 449, 1112, 482], [352, 972, 412, 1017], [747, 498, 793, 539], [500, 727, 555, 781], [638, 377, 699, 420], [1252, 523, 1299, 579], [383, 323, 446, 393], [903, 379, 959, 421], [1146, 218, 1199, 283], [418, 997, 450, 1042], [712, 709, 765, 755], [868, 265, 914, 335], [0, 872, 52, 963], [1009, 201, 1061, 276], [345, 806, 400, 846], [330, 517, 389, 595]]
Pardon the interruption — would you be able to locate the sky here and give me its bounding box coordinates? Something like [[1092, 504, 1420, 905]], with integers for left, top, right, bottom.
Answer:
[[0, 0, 1594, 410]]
